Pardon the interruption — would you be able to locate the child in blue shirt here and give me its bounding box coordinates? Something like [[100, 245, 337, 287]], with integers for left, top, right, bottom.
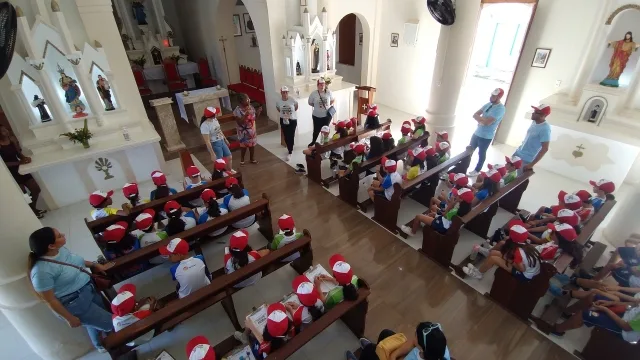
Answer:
[[150, 171, 178, 201], [163, 200, 198, 236], [160, 238, 211, 299], [590, 178, 616, 211]]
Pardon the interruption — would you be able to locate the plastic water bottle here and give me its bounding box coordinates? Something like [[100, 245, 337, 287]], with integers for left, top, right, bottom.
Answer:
[[122, 127, 130, 141]]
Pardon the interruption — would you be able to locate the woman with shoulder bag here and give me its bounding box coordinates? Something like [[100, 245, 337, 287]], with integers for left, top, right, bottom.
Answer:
[[28, 227, 115, 353], [307, 78, 335, 147]]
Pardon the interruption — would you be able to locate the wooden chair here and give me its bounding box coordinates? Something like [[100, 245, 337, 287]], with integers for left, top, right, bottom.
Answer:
[[197, 58, 218, 87], [132, 67, 152, 96], [162, 60, 188, 92]]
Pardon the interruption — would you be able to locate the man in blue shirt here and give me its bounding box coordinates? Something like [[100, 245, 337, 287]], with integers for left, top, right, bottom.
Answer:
[[468, 88, 506, 177], [514, 104, 552, 172]]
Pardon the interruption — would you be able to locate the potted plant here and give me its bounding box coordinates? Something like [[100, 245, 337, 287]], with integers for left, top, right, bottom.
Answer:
[[131, 55, 147, 68], [168, 54, 184, 64], [60, 118, 93, 149]]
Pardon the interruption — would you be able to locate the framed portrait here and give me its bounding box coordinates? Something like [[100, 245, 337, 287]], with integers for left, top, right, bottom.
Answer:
[[390, 33, 399, 47], [232, 14, 242, 37], [531, 48, 551, 68], [243, 13, 255, 34], [359, 33, 363, 45]]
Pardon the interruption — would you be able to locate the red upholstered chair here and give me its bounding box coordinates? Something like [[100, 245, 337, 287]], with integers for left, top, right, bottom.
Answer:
[[162, 60, 188, 92], [257, 72, 264, 91], [197, 58, 217, 87], [132, 67, 152, 96], [240, 65, 246, 84]]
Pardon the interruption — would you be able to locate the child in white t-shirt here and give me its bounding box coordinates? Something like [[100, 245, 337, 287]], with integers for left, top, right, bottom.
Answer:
[[111, 284, 157, 347], [160, 238, 211, 299], [224, 230, 270, 288], [221, 177, 255, 228], [196, 189, 228, 237], [134, 209, 168, 264], [163, 200, 198, 236]]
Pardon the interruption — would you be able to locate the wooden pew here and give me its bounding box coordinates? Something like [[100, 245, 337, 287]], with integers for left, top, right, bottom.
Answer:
[[104, 194, 273, 282], [304, 120, 392, 186], [102, 231, 314, 358], [213, 278, 371, 359], [498, 178, 530, 214], [85, 172, 244, 239], [372, 148, 474, 234], [419, 171, 535, 269], [575, 325, 640, 360], [338, 131, 430, 209]]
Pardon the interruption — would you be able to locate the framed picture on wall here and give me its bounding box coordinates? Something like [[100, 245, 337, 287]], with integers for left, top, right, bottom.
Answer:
[[359, 33, 363, 45], [390, 33, 399, 47], [243, 13, 255, 33], [233, 14, 242, 37], [531, 48, 552, 68]]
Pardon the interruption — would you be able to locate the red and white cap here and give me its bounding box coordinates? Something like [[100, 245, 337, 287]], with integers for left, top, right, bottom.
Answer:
[[200, 189, 216, 203], [509, 222, 529, 243], [164, 200, 181, 215], [448, 173, 468, 187], [122, 183, 139, 199], [556, 208, 580, 227], [401, 121, 412, 134], [369, 104, 378, 111], [436, 142, 450, 152], [589, 179, 615, 194], [487, 163, 507, 177], [336, 120, 347, 129], [103, 221, 128, 243], [491, 88, 505, 98], [453, 188, 474, 203], [413, 116, 426, 125], [151, 170, 167, 186], [187, 166, 201, 178], [280, 86, 289, 92], [292, 275, 319, 307], [574, 190, 592, 203], [159, 238, 189, 256], [203, 106, 220, 118], [561, 193, 582, 211], [320, 125, 331, 133], [384, 159, 397, 173], [548, 222, 578, 242], [186, 336, 216, 360], [531, 104, 551, 116], [266, 303, 289, 337], [381, 132, 392, 140], [481, 169, 502, 183], [352, 143, 366, 154], [424, 146, 436, 157], [505, 155, 523, 169], [278, 214, 295, 231], [329, 254, 353, 285], [111, 283, 137, 316], [135, 209, 155, 231], [409, 146, 426, 161], [367, 109, 377, 117], [225, 176, 239, 188], [229, 229, 249, 251], [435, 130, 449, 141], [214, 158, 227, 171], [345, 119, 355, 129], [89, 190, 114, 207], [317, 78, 326, 84]]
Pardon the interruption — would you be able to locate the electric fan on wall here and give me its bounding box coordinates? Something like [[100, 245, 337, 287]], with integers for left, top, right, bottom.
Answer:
[[0, 2, 17, 79], [427, 0, 456, 26]]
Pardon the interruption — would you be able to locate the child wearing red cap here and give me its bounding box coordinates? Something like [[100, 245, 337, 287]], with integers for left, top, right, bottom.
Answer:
[[111, 284, 157, 346], [122, 182, 149, 209], [211, 158, 235, 198], [134, 209, 169, 263], [186, 336, 217, 360], [338, 143, 368, 178], [402, 187, 473, 236], [381, 132, 395, 152], [224, 230, 269, 288], [364, 108, 381, 130], [368, 159, 402, 202], [284, 274, 325, 330], [429, 173, 467, 213], [149, 170, 178, 201], [185, 165, 208, 190], [255, 303, 295, 356], [435, 130, 449, 143], [404, 146, 427, 181], [201, 106, 233, 170], [329, 120, 350, 161], [161, 238, 211, 298], [412, 117, 427, 139], [471, 169, 501, 205], [463, 221, 541, 281], [196, 189, 229, 237], [164, 200, 198, 236], [503, 156, 523, 185], [397, 121, 413, 145], [590, 178, 616, 211], [435, 141, 450, 164], [312, 254, 360, 309], [89, 190, 129, 220], [221, 177, 256, 229], [101, 221, 141, 259], [269, 214, 303, 262]]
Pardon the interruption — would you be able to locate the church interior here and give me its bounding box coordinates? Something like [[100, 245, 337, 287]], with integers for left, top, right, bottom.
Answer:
[[1, 0, 640, 359]]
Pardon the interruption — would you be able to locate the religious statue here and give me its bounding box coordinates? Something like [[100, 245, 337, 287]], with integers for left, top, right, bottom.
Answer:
[[132, 0, 147, 26], [57, 65, 88, 118], [600, 31, 640, 87], [296, 61, 302, 76], [96, 75, 115, 111], [588, 105, 600, 123], [311, 40, 320, 73], [31, 95, 51, 122]]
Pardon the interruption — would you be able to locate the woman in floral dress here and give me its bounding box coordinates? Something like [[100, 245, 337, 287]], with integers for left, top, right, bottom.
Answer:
[[233, 93, 263, 165]]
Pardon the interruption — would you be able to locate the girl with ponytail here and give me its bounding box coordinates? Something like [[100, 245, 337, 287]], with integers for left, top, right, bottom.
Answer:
[[196, 189, 228, 237]]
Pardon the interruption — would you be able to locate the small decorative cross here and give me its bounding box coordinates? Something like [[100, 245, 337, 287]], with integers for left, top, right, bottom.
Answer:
[[576, 144, 585, 151]]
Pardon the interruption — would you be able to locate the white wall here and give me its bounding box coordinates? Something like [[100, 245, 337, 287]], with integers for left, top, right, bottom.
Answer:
[[162, 0, 186, 50], [234, 4, 263, 70], [335, 14, 363, 85], [495, 0, 604, 146]]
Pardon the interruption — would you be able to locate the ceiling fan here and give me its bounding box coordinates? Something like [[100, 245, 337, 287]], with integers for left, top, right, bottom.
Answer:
[[0, 1, 17, 79], [426, 0, 456, 26]]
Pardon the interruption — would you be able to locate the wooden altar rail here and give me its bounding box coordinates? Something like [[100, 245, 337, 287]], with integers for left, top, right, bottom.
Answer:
[[305, 120, 392, 187], [84, 172, 244, 238], [372, 148, 474, 234], [102, 231, 314, 359], [213, 278, 370, 360], [575, 326, 640, 360], [104, 194, 273, 282], [337, 131, 430, 211]]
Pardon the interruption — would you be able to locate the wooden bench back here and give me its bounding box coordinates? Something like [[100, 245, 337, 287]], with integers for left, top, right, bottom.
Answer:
[[105, 194, 272, 278], [103, 234, 313, 350], [313, 120, 392, 155]]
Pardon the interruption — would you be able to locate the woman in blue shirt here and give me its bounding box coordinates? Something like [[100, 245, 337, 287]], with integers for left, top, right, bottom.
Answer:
[[28, 227, 114, 352]]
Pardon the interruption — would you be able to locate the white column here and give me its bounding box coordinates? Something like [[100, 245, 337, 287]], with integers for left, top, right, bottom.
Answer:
[[305, 37, 312, 83], [114, 0, 137, 42], [30, 0, 51, 24], [603, 183, 640, 247], [622, 66, 640, 109], [151, 0, 168, 38], [425, 0, 481, 136], [321, 37, 328, 75], [0, 161, 92, 360]]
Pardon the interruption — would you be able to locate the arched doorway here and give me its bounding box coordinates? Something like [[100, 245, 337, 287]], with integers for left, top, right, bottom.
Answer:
[[335, 13, 366, 85]]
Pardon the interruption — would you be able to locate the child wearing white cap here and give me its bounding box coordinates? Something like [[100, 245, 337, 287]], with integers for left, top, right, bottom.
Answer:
[[368, 159, 402, 202], [269, 214, 303, 262], [301, 125, 331, 161], [89, 190, 129, 220], [224, 230, 269, 288], [276, 86, 299, 161], [134, 209, 168, 264], [196, 189, 228, 237], [210, 158, 234, 197], [160, 238, 211, 299], [149, 170, 178, 201], [111, 284, 157, 347]]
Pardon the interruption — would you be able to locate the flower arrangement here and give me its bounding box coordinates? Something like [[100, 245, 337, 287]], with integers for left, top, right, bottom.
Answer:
[[168, 54, 185, 64], [60, 118, 93, 149], [130, 55, 147, 68]]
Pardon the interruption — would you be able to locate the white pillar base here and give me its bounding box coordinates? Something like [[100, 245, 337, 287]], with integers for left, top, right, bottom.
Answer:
[[603, 183, 640, 248]]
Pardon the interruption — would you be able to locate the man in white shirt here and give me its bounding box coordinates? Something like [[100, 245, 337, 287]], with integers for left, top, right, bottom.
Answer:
[[276, 86, 299, 161]]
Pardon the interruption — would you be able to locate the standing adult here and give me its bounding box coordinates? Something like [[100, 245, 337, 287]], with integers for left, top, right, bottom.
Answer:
[[28, 227, 114, 352], [233, 93, 262, 165], [467, 88, 506, 177], [308, 78, 335, 147], [276, 86, 299, 161], [0, 125, 46, 218], [514, 104, 552, 172], [200, 106, 232, 170]]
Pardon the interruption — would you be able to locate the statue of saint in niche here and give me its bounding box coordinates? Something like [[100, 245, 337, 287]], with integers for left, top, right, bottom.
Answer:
[[600, 31, 640, 87]]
